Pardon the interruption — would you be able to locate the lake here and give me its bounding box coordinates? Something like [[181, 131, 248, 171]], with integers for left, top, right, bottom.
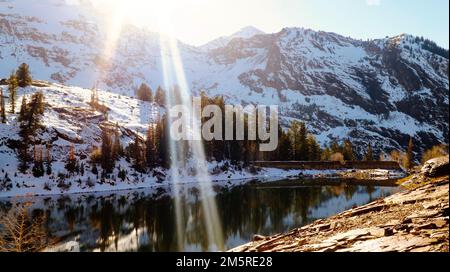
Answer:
[[0, 178, 399, 252]]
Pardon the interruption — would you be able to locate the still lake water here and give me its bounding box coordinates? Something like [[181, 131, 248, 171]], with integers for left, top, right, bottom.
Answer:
[[0, 179, 399, 252]]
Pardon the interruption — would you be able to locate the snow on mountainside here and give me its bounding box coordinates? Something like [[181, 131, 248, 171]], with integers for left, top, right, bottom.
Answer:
[[0, 82, 161, 196], [200, 26, 265, 50], [0, 0, 449, 155], [0, 82, 295, 197]]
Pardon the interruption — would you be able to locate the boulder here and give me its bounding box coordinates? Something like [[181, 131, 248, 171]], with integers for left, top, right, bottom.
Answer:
[[421, 156, 449, 177]]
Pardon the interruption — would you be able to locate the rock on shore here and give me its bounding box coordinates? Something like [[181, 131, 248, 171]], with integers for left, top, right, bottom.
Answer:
[[230, 176, 449, 252], [421, 156, 449, 178]]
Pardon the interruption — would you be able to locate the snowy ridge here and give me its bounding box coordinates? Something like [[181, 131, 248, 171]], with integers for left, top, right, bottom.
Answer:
[[200, 26, 266, 51]]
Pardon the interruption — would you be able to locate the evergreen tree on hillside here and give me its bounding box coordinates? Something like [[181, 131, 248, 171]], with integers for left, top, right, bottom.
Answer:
[[145, 123, 158, 168], [32, 145, 45, 177], [100, 129, 114, 173], [16, 93, 45, 174], [112, 124, 123, 161], [154, 86, 166, 107], [16, 63, 33, 88], [8, 73, 18, 114], [364, 143, 374, 161], [118, 168, 126, 181], [18, 96, 27, 122], [277, 126, 293, 161], [129, 134, 145, 172], [342, 139, 355, 161], [0, 88, 6, 123], [211, 96, 226, 162], [330, 140, 342, 154], [17, 145, 31, 173], [91, 163, 98, 176], [306, 134, 321, 161], [298, 122, 308, 160], [23, 92, 45, 133], [321, 146, 332, 161], [406, 137, 414, 170], [65, 144, 78, 174], [288, 121, 301, 160], [157, 114, 170, 168], [136, 83, 153, 102]]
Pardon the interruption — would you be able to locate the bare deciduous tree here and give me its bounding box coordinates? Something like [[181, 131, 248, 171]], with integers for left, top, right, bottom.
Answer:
[[0, 202, 50, 252]]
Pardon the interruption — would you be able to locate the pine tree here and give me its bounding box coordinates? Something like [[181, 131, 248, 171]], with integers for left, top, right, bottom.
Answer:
[[288, 121, 301, 160], [136, 83, 153, 102], [130, 134, 145, 172], [8, 73, 18, 114], [100, 129, 114, 173], [15, 92, 45, 175], [321, 146, 332, 161], [306, 134, 321, 161], [118, 169, 126, 181], [0, 88, 6, 123], [154, 86, 166, 107], [32, 145, 45, 177], [406, 137, 414, 170], [277, 128, 293, 161], [145, 124, 157, 168], [45, 164, 52, 176], [342, 139, 355, 161], [18, 96, 27, 122], [24, 92, 45, 133], [364, 143, 374, 161], [298, 122, 308, 160], [18, 145, 30, 173], [80, 162, 85, 176], [112, 126, 123, 161], [157, 114, 170, 168], [65, 144, 77, 174], [16, 63, 32, 88], [91, 163, 98, 175], [330, 140, 342, 154]]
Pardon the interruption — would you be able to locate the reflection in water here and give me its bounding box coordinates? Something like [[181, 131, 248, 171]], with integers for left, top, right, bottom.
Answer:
[[0, 179, 398, 252]]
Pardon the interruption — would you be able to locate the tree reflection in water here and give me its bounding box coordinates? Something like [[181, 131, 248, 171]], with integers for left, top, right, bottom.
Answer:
[[0, 179, 398, 252]]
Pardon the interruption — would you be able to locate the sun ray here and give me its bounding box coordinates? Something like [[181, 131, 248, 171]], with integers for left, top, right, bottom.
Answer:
[[166, 35, 224, 250], [158, 24, 224, 251], [94, 0, 225, 251], [95, 0, 126, 88]]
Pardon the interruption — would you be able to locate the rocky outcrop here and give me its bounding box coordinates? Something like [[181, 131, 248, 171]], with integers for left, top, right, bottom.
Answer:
[[422, 156, 449, 177]]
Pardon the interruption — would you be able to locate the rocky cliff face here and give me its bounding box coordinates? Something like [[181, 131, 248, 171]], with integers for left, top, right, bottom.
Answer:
[[1, 0, 448, 155]]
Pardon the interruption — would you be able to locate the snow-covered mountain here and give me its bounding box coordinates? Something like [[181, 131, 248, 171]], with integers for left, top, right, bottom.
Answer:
[[1, 0, 449, 154], [200, 26, 265, 50]]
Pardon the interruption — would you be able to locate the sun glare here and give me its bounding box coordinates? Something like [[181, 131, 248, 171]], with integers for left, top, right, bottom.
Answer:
[[92, 0, 206, 36]]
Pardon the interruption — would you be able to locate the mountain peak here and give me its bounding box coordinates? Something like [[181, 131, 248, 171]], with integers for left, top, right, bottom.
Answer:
[[200, 26, 265, 50], [232, 26, 265, 38]]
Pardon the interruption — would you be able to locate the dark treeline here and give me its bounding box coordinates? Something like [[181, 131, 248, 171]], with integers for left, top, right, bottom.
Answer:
[[414, 36, 449, 59], [91, 89, 381, 180]]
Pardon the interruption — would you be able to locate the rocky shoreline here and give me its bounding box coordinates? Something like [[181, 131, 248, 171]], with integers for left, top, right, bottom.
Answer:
[[230, 162, 449, 252]]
